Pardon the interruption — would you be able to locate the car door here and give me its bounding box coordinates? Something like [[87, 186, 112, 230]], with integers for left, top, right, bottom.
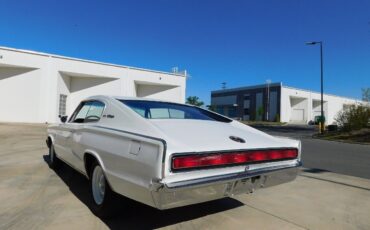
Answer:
[[55, 101, 91, 168], [66, 100, 105, 171], [52, 102, 84, 163]]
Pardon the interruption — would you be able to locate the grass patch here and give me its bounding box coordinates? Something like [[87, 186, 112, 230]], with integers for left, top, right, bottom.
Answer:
[[241, 121, 287, 126], [314, 128, 370, 144]]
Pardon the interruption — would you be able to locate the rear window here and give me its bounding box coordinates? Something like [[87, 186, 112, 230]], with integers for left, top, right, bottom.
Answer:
[[119, 100, 232, 123]]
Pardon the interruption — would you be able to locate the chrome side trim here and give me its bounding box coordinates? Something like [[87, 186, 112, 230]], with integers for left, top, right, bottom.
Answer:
[[165, 161, 301, 189]]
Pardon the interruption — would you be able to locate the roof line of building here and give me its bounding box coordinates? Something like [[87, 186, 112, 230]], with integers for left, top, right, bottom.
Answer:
[[0, 46, 185, 77], [211, 82, 282, 94], [281, 85, 364, 102], [212, 82, 365, 102]]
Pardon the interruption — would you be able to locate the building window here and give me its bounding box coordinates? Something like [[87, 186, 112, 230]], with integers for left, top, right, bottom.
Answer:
[[59, 94, 67, 116], [255, 92, 263, 121], [227, 106, 237, 118], [215, 106, 224, 115], [244, 108, 250, 115], [244, 100, 250, 108], [244, 94, 250, 100]]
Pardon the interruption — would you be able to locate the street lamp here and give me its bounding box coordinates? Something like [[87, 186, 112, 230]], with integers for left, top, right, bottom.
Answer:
[[306, 41, 325, 134]]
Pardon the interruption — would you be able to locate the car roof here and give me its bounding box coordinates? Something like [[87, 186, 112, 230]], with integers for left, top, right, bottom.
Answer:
[[85, 95, 188, 105]]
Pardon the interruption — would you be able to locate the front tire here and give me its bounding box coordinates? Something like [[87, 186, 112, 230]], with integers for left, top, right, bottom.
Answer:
[[90, 161, 118, 218], [48, 144, 60, 169]]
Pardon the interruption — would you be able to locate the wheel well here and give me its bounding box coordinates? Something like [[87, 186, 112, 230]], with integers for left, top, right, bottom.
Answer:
[[84, 153, 98, 178]]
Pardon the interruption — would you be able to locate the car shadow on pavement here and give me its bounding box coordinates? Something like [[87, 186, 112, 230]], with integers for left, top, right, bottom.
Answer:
[[43, 155, 244, 229], [301, 168, 329, 174]]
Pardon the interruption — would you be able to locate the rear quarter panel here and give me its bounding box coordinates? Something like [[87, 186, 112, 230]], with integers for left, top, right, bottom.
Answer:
[[78, 126, 165, 207]]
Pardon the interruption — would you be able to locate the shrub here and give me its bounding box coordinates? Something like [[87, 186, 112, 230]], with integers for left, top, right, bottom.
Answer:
[[257, 106, 264, 120], [335, 104, 370, 131], [275, 114, 280, 122]]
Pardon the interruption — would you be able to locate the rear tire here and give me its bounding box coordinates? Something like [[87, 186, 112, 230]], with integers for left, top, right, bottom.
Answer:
[[48, 144, 60, 169], [90, 161, 118, 218]]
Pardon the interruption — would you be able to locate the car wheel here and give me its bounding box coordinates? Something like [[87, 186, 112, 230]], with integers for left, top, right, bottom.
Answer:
[[48, 144, 60, 169], [90, 161, 118, 218]]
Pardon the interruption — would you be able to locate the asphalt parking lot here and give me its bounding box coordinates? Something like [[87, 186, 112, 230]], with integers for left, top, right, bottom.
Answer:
[[1, 123, 370, 230], [252, 125, 370, 179]]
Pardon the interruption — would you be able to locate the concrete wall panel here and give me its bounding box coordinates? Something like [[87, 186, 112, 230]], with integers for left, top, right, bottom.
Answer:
[[0, 47, 186, 123], [0, 67, 42, 122]]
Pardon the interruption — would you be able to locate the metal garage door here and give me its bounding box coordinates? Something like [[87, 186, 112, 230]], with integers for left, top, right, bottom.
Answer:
[[291, 109, 304, 121]]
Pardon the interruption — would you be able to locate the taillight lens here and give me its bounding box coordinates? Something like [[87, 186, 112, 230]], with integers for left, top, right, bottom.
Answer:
[[172, 148, 298, 171]]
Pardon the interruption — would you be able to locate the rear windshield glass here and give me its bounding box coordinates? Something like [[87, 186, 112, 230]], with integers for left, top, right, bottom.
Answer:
[[119, 100, 232, 123]]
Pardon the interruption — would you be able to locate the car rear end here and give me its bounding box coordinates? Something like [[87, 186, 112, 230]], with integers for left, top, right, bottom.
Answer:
[[116, 98, 302, 210], [151, 142, 301, 210]]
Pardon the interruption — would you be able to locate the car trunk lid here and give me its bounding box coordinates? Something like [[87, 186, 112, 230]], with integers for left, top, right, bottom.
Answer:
[[149, 119, 297, 153]]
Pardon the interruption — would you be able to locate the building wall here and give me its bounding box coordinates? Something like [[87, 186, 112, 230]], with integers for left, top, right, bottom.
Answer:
[[211, 83, 365, 125], [269, 91, 278, 122], [0, 67, 43, 122], [281, 86, 363, 124], [0, 47, 186, 123], [211, 83, 281, 121]]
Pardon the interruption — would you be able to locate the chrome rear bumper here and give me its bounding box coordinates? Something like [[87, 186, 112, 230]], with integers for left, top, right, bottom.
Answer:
[[152, 161, 301, 209]]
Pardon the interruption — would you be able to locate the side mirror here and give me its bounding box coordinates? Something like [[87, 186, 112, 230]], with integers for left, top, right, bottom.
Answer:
[[59, 115, 68, 123]]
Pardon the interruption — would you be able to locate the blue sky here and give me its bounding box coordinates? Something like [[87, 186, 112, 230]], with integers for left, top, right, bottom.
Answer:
[[1, 0, 369, 104]]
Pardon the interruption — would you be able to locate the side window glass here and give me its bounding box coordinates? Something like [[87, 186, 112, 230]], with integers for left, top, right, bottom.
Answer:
[[72, 102, 91, 123], [169, 109, 185, 119], [131, 107, 146, 117], [75, 104, 90, 121], [71, 101, 105, 123], [85, 101, 105, 123], [150, 108, 170, 119]]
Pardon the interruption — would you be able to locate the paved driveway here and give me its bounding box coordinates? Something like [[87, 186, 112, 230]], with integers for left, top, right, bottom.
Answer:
[[1, 123, 370, 229]]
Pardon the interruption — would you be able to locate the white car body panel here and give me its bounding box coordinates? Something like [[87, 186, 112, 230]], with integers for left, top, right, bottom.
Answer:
[[47, 95, 301, 209]]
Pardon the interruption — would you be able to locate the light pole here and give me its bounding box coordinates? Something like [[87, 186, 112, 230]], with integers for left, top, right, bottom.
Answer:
[[306, 41, 324, 134]]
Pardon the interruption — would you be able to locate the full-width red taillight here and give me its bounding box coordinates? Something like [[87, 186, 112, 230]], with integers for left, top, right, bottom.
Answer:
[[172, 149, 298, 171]]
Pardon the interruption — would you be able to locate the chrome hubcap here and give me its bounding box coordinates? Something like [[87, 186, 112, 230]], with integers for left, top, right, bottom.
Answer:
[[92, 165, 105, 205]]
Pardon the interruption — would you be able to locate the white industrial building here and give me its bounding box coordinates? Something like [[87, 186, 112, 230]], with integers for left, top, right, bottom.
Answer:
[[0, 46, 186, 123], [211, 83, 366, 125]]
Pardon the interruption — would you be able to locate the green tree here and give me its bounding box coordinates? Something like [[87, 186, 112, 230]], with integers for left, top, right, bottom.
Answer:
[[186, 96, 204, 107], [335, 104, 370, 131], [362, 88, 370, 102], [206, 105, 215, 111], [256, 106, 264, 121]]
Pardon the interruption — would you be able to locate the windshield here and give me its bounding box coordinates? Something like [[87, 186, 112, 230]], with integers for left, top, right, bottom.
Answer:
[[119, 100, 232, 123]]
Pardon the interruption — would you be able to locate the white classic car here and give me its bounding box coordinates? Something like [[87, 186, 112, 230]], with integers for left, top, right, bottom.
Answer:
[[46, 95, 301, 217]]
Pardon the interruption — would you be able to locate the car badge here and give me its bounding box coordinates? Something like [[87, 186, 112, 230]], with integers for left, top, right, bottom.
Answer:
[[229, 136, 246, 143]]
